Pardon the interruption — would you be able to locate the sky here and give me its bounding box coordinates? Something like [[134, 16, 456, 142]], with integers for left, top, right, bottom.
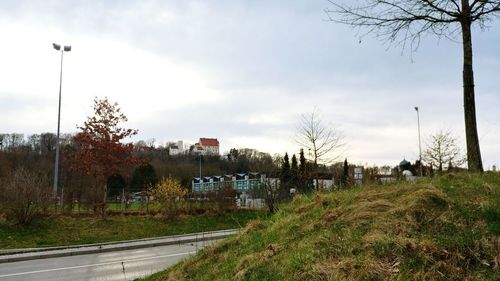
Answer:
[[1, 0, 499, 168]]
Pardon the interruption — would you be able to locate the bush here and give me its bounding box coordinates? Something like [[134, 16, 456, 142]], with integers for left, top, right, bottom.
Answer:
[[149, 177, 187, 219], [0, 168, 52, 224], [207, 183, 238, 214]]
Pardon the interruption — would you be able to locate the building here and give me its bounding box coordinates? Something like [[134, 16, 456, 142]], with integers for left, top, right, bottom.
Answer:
[[191, 172, 265, 208], [313, 179, 336, 189], [192, 172, 264, 193], [167, 140, 184, 156], [194, 138, 220, 155]]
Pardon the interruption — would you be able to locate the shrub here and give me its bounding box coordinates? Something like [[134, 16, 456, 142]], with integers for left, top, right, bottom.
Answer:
[[149, 177, 187, 219], [0, 168, 52, 224]]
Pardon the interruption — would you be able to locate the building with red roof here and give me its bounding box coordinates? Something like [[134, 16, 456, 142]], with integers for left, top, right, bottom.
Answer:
[[195, 138, 220, 155]]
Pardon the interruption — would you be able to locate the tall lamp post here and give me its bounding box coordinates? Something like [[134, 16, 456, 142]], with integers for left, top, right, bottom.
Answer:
[[414, 106, 423, 176], [199, 154, 202, 191], [53, 43, 71, 206]]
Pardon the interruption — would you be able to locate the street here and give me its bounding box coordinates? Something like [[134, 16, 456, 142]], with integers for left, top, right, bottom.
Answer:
[[0, 240, 215, 281]]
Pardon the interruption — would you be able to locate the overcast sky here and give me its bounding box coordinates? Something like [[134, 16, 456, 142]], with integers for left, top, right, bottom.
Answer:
[[1, 0, 499, 168]]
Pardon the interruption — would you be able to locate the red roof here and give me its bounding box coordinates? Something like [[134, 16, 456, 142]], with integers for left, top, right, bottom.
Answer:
[[200, 138, 219, 147]]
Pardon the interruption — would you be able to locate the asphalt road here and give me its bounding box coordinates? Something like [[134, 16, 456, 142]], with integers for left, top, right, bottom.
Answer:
[[0, 240, 215, 281]]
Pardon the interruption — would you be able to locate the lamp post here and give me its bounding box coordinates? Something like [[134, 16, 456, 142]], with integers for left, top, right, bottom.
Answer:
[[53, 43, 71, 206], [199, 154, 202, 191], [414, 106, 423, 176]]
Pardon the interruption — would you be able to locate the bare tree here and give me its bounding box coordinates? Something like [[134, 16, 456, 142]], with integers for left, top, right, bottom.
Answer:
[[249, 153, 287, 213], [262, 177, 281, 214], [296, 110, 344, 188], [326, 0, 500, 172], [40, 132, 56, 154], [27, 134, 41, 154], [423, 130, 465, 172], [262, 155, 286, 213], [296, 111, 344, 165], [2, 133, 25, 151]]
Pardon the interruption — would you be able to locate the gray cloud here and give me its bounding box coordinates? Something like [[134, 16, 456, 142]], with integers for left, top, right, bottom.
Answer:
[[1, 0, 499, 167]]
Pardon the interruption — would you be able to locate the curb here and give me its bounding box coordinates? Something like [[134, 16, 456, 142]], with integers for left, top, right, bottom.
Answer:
[[0, 229, 237, 264]]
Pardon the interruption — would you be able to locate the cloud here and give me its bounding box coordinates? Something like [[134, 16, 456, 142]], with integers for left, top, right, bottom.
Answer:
[[0, 0, 499, 168]]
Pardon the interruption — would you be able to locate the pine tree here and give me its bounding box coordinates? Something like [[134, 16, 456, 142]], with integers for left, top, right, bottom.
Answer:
[[342, 158, 349, 188], [281, 153, 291, 183], [280, 153, 291, 199], [298, 149, 312, 193], [299, 149, 307, 175], [131, 163, 158, 192], [291, 154, 299, 191], [107, 174, 126, 197]]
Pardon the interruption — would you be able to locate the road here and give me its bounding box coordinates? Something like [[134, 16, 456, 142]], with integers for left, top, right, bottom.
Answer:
[[0, 240, 215, 281]]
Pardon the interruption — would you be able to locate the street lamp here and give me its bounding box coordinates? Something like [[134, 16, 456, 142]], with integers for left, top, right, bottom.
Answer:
[[414, 106, 423, 176], [53, 43, 71, 204], [199, 154, 202, 191]]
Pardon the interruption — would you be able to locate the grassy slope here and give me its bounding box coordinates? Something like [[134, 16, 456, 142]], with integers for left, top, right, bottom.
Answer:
[[0, 210, 265, 249], [151, 173, 500, 281]]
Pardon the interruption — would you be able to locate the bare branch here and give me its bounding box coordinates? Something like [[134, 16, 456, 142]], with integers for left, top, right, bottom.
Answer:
[[473, 1, 500, 19], [423, 130, 465, 171], [325, 0, 498, 49], [295, 110, 344, 165]]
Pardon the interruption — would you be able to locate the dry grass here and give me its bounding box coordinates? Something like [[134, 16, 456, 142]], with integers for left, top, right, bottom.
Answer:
[[141, 173, 500, 281]]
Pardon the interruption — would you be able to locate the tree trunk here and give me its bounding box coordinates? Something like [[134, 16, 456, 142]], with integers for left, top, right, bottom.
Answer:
[[313, 157, 319, 190], [460, 4, 483, 172], [102, 183, 107, 219]]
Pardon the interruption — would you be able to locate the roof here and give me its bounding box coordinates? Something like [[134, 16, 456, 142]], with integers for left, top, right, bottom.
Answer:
[[399, 159, 410, 166], [200, 138, 219, 147]]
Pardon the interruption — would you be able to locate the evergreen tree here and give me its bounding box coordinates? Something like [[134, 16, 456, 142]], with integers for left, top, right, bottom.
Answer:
[[107, 174, 126, 197], [298, 149, 312, 193], [290, 154, 299, 190], [299, 149, 307, 174], [281, 153, 291, 183], [227, 148, 239, 161], [131, 163, 158, 192], [279, 153, 291, 199], [342, 158, 349, 188]]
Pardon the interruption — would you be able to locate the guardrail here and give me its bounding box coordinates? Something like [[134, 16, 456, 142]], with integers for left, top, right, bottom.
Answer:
[[0, 229, 239, 263]]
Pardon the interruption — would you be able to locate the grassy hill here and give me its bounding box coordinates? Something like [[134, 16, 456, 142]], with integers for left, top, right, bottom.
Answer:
[[145, 173, 500, 281]]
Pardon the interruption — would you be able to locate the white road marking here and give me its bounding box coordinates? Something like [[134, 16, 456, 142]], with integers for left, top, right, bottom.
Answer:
[[0, 251, 195, 278]]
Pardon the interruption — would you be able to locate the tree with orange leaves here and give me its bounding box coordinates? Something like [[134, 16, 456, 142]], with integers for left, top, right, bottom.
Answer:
[[71, 97, 139, 218]]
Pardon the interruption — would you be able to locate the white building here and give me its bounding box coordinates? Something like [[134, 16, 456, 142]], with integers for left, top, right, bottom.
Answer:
[[167, 140, 184, 156], [195, 138, 220, 155]]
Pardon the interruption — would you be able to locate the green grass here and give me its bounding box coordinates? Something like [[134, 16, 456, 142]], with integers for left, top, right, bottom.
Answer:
[[105, 202, 151, 211], [66, 202, 159, 212], [0, 210, 266, 249], [142, 172, 500, 281]]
